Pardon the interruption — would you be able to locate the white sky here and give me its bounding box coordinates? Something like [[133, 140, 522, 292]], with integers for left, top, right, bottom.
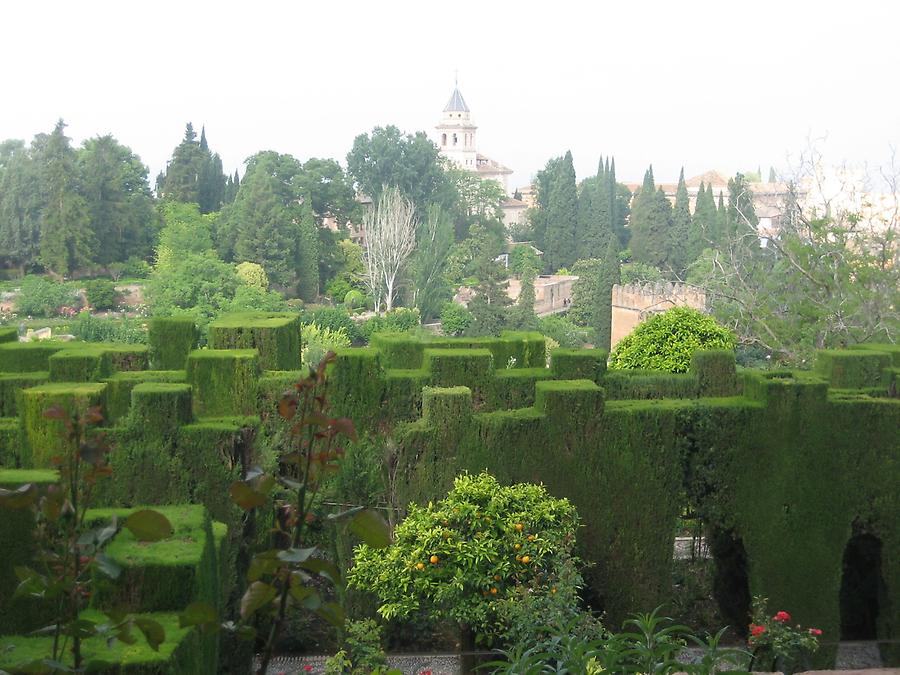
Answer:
[[3, 1, 899, 189]]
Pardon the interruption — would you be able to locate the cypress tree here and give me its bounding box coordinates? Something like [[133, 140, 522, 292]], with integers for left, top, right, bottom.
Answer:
[[726, 173, 758, 239], [465, 258, 512, 337], [596, 236, 620, 352], [768, 166, 777, 183], [545, 151, 578, 271], [629, 166, 672, 268], [668, 168, 692, 273], [36, 120, 94, 275], [690, 182, 716, 258], [508, 270, 539, 331]]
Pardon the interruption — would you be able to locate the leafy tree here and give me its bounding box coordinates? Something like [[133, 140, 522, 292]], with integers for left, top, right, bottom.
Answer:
[[36, 121, 94, 275], [294, 157, 360, 226], [629, 166, 672, 269], [528, 156, 563, 249], [537, 315, 592, 348], [620, 261, 664, 285], [440, 302, 474, 337], [668, 168, 693, 273], [444, 221, 505, 287], [348, 472, 580, 645], [154, 202, 216, 270], [146, 250, 239, 325], [78, 135, 157, 266], [325, 239, 367, 303], [160, 123, 205, 205], [83, 278, 118, 310], [690, 172, 899, 364], [609, 306, 736, 373], [569, 238, 619, 351], [509, 244, 542, 277], [346, 125, 451, 215], [544, 151, 578, 271]]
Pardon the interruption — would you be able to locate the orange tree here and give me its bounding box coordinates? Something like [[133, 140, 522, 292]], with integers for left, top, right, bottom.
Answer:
[[348, 472, 580, 647]]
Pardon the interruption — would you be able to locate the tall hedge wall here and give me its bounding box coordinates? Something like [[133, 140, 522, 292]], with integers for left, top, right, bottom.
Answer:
[[148, 317, 199, 370], [208, 312, 301, 371]]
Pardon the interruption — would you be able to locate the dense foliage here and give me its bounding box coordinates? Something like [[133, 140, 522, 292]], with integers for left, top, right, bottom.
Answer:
[[348, 472, 580, 643], [609, 307, 736, 373]]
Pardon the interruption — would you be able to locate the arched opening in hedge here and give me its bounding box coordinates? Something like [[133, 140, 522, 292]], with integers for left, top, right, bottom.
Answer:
[[710, 528, 751, 635], [840, 531, 884, 640]]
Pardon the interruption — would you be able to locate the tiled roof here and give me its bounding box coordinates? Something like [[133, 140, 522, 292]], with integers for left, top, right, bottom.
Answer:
[[444, 87, 470, 113]]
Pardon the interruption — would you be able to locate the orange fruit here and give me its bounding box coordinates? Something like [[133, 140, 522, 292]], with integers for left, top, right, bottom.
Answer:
[[527, 535, 535, 541], [514, 523, 524, 531], [490, 587, 498, 595], [513, 543, 521, 550], [416, 562, 425, 571], [430, 555, 439, 564], [551, 587, 557, 594], [493, 575, 501, 581], [521, 555, 531, 564]]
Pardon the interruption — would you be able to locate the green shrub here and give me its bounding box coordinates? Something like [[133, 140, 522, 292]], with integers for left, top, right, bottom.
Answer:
[[83, 279, 119, 311], [235, 261, 269, 290], [300, 307, 362, 343], [301, 323, 351, 367], [348, 472, 580, 643], [69, 312, 148, 344], [440, 302, 473, 337], [14, 276, 76, 317], [360, 308, 421, 341], [148, 317, 198, 370], [610, 307, 736, 373], [538, 315, 593, 348]]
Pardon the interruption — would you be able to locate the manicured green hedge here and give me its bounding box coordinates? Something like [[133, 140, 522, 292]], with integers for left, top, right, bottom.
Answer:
[[130, 383, 193, 443], [18, 382, 107, 467], [0, 341, 66, 372], [208, 312, 301, 371], [0, 372, 49, 417], [104, 370, 187, 424], [0, 327, 17, 343], [0, 418, 16, 467], [815, 348, 893, 389], [0, 469, 58, 635], [550, 348, 606, 381], [186, 349, 259, 417], [148, 317, 199, 370], [47, 343, 148, 382]]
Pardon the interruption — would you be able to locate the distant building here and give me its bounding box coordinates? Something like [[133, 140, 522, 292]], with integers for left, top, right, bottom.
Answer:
[[500, 197, 528, 228], [435, 83, 513, 193]]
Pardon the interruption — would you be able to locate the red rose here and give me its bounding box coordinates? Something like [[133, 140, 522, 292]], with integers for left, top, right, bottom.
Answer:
[[773, 610, 791, 622], [750, 624, 766, 637], [809, 628, 823, 636], [304, 666, 313, 673]]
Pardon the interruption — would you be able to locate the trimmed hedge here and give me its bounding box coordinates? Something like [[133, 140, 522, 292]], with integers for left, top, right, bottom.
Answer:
[[47, 343, 148, 382], [815, 348, 893, 389], [0, 372, 49, 417], [0, 469, 58, 635], [208, 312, 301, 371], [18, 382, 107, 467], [0, 418, 16, 467], [186, 349, 259, 417], [104, 370, 187, 424], [0, 327, 17, 344], [0, 341, 66, 373], [130, 383, 193, 443], [148, 317, 199, 370]]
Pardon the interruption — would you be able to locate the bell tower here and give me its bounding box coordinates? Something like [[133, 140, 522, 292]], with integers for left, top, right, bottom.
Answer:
[[436, 79, 477, 170]]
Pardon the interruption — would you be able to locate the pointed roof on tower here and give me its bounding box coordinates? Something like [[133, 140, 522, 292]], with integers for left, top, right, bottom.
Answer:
[[444, 87, 469, 113]]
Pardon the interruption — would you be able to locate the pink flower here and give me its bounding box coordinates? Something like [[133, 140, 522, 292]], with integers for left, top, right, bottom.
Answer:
[[304, 666, 313, 673], [773, 610, 791, 622], [809, 627, 823, 636]]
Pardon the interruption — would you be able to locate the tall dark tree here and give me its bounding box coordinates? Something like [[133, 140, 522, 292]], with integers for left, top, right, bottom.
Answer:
[[689, 182, 717, 259], [577, 157, 614, 258], [229, 152, 319, 298], [596, 237, 621, 352], [530, 156, 563, 249], [725, 173, 759, 240], [668, 168, 693, 273], [36, 121, 94, 275], [161, 123, 227, 214], [464, 258, 511, 337], [544, 150, 578, 271], [0, 140, 41, 272], [508, 270, 539, 331], [78, 135, 156, 265], [629, 166, 672, 268]]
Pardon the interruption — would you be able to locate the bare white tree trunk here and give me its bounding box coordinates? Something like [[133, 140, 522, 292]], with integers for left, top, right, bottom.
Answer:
[[361, 186, 417, 313]]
